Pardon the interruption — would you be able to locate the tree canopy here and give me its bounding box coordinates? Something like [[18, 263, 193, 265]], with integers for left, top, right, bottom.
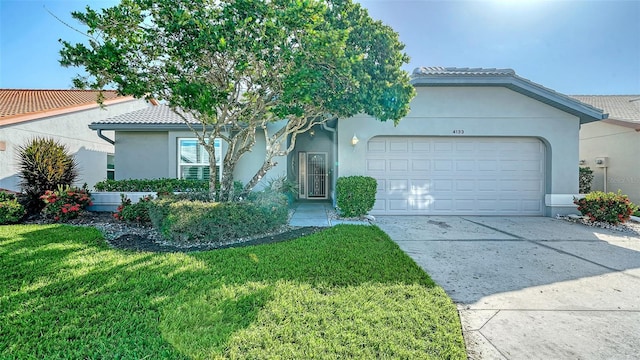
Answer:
[[60, 0, 415, 200]]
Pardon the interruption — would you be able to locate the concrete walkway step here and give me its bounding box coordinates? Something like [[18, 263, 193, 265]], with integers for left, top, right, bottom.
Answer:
[[289, 202, 370, 227]]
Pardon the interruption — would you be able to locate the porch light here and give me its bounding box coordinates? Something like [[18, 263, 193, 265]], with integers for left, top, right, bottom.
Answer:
[[309, 129, 315, 137], [351, 134, 359, 146]]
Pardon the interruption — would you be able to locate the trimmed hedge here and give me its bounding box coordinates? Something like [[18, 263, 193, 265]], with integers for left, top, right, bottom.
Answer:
[[574, 190, 638, 224], [336, 176, 377, 218], [94, 178, 208, 192], [148, 192, 288, 245]]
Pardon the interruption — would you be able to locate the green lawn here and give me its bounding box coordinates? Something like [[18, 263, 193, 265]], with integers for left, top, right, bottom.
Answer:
[[0, 224, 465, 359]]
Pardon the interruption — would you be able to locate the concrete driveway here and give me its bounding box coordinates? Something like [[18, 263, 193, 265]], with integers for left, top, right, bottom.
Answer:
[[375, 216, 640, 360]]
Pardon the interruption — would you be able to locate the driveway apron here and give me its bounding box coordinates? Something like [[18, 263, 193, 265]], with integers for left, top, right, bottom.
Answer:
[[375, 216, 640, 360]]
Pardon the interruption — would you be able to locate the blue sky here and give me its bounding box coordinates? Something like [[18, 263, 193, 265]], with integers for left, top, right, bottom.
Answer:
[[1, 0, 638, 95]]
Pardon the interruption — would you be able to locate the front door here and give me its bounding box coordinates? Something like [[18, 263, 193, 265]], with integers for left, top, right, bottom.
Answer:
[[298, 152, 328, 199]]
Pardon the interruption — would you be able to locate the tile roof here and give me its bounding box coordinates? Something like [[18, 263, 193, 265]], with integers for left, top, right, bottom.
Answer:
[[413, 67, 516, 76], [89, 104, 200, 130], [411, 66, 605, 124], [91, 67, 608, 129], [0, 89, 126, 121], [570, 95, 640, 123]]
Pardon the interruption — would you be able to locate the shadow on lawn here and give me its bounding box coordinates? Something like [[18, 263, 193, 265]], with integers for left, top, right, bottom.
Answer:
[[1, 224, 459, 359]]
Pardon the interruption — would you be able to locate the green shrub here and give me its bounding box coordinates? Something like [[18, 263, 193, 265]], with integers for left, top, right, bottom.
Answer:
[[114, 194, 154, 224], [336, 176, 377, 217], [0, 191, 17, 202], [148, 198, 173, 231], [17, 138, 79, 214], [40, 185, 92, 222], [148, 193, 288, 245], [0, 192, 26, 224], [168, 190, 214, 202], [248, 191, 290, 227], [579, 167, 594, 194], [264, 175, 298, 203], [94, 178, 208, 192], [574, 190, 638, 224]]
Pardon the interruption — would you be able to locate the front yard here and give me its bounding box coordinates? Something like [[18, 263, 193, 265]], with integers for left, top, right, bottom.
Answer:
[[0, 224, 465, 359]]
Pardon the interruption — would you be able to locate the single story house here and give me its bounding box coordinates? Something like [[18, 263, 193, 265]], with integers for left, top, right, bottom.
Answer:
[[572, 95, 640, 204], [0, 89, 149, 192], [89, 67, 606, 216]]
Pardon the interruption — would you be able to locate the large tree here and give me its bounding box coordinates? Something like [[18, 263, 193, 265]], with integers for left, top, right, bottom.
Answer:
[[60, 0, 415, 201]]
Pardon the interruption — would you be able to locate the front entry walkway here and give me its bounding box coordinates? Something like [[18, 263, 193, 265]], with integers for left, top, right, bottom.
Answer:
[[289, 202, 332, 227], [288, 202, 370, 227]]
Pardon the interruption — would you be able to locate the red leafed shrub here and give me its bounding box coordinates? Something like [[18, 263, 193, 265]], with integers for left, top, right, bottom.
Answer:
[[574, 191, 638, 224], [41, 185, 92, 222]]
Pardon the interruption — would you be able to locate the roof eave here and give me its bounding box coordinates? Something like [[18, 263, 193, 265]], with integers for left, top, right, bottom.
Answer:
[[88, 123, 193, 131], [411, 75, 607, 124], [602, 118, 640, 130]]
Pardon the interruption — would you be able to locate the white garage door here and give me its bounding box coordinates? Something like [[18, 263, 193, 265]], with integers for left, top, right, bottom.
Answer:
[[366, 137, 545, 215]]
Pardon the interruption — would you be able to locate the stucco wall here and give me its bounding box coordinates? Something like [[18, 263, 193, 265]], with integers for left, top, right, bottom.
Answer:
[[115, 125, 287, 190], [337, 86, 582, 215], [0, 99, 148, 191], [115, 132, 170, 180], [230, 121, 288, 190], [579, 121, 640, 204]]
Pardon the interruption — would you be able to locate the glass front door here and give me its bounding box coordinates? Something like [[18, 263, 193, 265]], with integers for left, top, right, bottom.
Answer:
[[298, 152, 328, 199]]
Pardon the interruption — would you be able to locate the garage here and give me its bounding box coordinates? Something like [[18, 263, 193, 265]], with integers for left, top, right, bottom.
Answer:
[[366, 136, 546, 215]]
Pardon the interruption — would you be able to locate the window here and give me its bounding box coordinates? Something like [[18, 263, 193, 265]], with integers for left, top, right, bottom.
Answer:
[[107, 154, 115, 180], [178, 138, 222, 181]]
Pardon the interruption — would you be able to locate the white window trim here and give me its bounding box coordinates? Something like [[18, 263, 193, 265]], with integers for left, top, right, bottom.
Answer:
[[177, 138, 222, 181]]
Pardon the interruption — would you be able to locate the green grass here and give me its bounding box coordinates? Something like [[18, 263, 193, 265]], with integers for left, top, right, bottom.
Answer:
[[0, 224, 465, 359]]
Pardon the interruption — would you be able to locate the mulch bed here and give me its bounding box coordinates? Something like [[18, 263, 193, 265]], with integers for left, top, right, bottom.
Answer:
[[109, 226, 324, 253], [49, 211, 324, 253]]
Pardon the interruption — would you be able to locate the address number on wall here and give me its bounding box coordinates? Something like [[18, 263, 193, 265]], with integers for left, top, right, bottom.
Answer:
[[452, 130, 465, 134]]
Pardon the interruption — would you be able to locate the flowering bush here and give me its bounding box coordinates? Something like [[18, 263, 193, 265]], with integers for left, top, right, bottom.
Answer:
[[114, 194, 154, 224], [574, 190, 638, 224], [40, 185, 92, 222]]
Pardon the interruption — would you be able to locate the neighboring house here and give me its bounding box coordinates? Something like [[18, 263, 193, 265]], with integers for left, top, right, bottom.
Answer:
[[89, 67, 605, 216], [571, 95, 640, 204], [0, 89, 149, 192]]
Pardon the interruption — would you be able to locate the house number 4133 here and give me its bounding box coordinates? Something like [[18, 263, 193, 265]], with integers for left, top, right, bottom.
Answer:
[[452, 130, 465, 134]]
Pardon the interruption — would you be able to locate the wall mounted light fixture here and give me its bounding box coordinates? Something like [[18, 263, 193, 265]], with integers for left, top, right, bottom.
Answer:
[[309, 129, 315, 137], [351, 134, 359, 146]]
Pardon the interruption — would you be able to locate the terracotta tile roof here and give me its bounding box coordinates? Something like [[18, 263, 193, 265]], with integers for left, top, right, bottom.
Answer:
[[0, 89, 125, 121], [570, 95, 640, 123]]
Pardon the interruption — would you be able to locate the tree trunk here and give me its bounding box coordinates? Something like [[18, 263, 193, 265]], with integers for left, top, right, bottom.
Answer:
[[206, 144, 218, 201], [244, 160, 277, 194]]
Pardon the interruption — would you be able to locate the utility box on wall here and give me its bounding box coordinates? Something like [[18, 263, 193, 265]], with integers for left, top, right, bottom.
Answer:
[[594, 157, 609, 168]]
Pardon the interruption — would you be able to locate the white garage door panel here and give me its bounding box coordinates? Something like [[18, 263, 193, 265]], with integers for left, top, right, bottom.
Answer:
[[366, 137, 545, 215]]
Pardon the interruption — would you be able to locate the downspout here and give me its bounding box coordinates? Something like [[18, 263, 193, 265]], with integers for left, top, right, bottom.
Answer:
[[97, 129, 115, 145], [322, 119, 338, 208]]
